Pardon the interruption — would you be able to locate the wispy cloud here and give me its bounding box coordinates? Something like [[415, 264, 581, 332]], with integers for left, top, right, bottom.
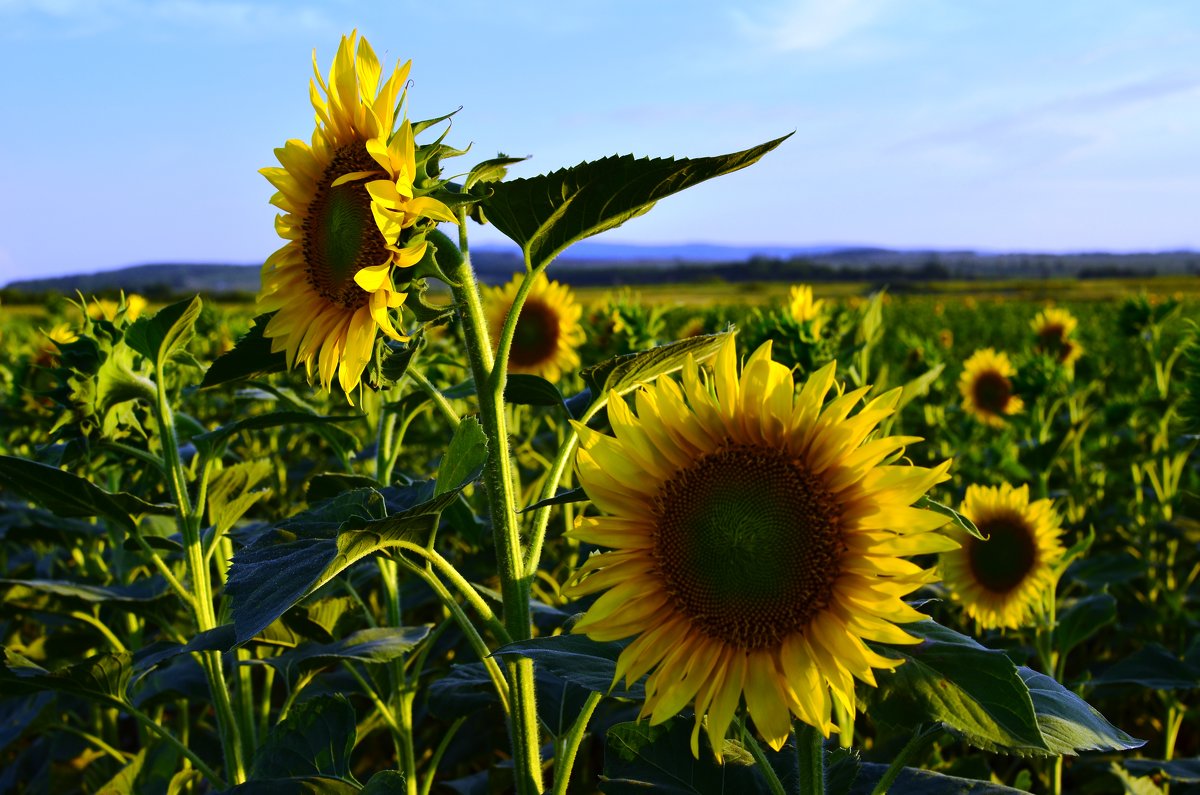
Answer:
[[0, 0, 331, 37], [731, 0, 893, 53]]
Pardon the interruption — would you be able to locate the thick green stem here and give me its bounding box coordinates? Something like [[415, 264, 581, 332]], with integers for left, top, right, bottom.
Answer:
[[447, 212, 542, 795], [552, 691, 602, 795], [153, 364, 246, 784], [796, 722, 826, 795]]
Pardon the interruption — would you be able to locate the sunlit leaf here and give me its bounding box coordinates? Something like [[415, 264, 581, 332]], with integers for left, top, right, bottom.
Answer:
[[1021, 668, 1143, 754], [582, 332, 730, 397]]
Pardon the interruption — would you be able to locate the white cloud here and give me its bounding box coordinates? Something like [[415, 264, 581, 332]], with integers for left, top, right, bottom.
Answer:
[[732, 0, 893, 53]]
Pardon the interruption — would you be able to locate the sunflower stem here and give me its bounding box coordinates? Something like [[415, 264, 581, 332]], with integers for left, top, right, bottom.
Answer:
[[869, 723, 941, 795], [738, 718, 786, 795], [795, 722, 826, 795], [427, 212, 542, 794], [151, 364, 246, 784], [552, 690, 602, 795]]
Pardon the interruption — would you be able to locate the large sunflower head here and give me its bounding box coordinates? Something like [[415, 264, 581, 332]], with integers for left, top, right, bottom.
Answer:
[[788, 284, 826, 334], [485, 273, 585, 382], [939, 483, 1064, 630], [565, 336, 955, 757], [1032, 307, 1083, 366], [258, 32, 457, 398], [958, 348, 1024, 427]]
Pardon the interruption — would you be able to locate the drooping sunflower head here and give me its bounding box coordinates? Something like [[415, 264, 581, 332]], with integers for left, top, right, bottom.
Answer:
[[565, 335, 955, 757], [959, 348, 1024, 427], [258, 32, 457, 398], [788, 284, 826, 334], [485, 273, 585, 382], [939, 483, 1064, 630], [1032, 307, 1083, 366]]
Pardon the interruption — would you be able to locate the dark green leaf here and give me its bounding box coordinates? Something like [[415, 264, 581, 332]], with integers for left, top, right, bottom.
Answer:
[[193, 411, 363, 460], [1088, 644, 1199, 690], [132, 625, 237, 680], [360, 771, 407, 794], [436, 417, 487, 497], [0, 455, 174, 532], [282, 626, 431, 673], [493, 634, 643, 699], [1055, 593, 1117, 658], [426, 663, 500, 718], [466, 155, 529, 190], [850, 763, 1028, 794], [369, 334, 425, 389], [0, 692, 53, 753], [307, 474, 382, 504], [0, 578, 168, 604], [582, 332, 730, 397], [504, 373, 570, 413], [876, 621, 1047, 754], [226, 488, 460, 642], [519, 487, 587, 514], [1021, 668, 1144, 754], [124, 296, 202, 368], [201, 313, 288, 389], [1125, 759, 1200, 784], [221, 778, 360, 795], [482, 136, 790, 270], [601, 718, 798, 795], [0, 648, 132, 705], [250, 694, 357, 782]]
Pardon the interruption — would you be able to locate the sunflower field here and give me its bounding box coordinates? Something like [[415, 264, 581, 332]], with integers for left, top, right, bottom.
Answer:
[[1, 32, 1198, 795]]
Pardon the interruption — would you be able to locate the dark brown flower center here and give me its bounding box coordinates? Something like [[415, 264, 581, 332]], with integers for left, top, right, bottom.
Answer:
[[966, 514, 1037, 594], [652, 444, 845, 650], [972, 370, 1012, 415], [1037, 326, 1074, 362], [303, 145, 389, 309], [509, 298, 561, 369]]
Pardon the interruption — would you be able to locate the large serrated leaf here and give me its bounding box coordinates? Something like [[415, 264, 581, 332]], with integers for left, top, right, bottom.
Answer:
[[125, 296, 203, 369], [201, 313, 289, 389], [582, 332, 731, 397], [482, 136, 790, 270], [225, 487, 462, 642], [435, 416, 487, 497], [249, 694, 358, 782], [0, 455, 174, 532], [1020, 668, 1143, 755], [876, 621, 1047, 755]]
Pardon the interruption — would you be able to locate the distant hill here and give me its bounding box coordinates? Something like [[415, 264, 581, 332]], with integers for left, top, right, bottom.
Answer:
[[3, 243, 1198, 298]]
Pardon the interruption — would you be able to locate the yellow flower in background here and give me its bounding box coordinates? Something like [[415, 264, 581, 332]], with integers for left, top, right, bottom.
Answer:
[[566, 336, 954, 757], [87, 294, 147, 322], [46, 323, 80, 346], [485, 273, 584, 382], [258, 32, 456, 397], [788, 284, 826, 334], [939, 483, 1064, 629], [1032, 307, 1083, 366], [959, 348, 1023, 427]]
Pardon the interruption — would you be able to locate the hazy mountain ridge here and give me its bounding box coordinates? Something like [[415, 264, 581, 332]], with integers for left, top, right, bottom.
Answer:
[[4, 243, 1198, 297]]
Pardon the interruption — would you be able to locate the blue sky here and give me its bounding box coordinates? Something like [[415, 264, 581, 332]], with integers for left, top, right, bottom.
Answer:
[[1, 0, 1198, 281]]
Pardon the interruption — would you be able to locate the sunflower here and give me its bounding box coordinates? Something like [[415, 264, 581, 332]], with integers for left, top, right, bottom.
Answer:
[[939, 483, 1064, 629], [788, 284, 826, 334], [485, 272, 585, 382], [258, 32, 456, 397], [87, 294, 147, 323], [1032, 307, 1083, 366], [565, 336, 955, 757], [959, 348, 1023, 427]]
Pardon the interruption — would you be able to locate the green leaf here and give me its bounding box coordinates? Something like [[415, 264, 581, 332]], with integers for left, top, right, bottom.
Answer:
[[1125, 759, 1200, 784], [250, 694, 358, 782], [222, 779, 360, 795], [1021, 668, 1143, 755], [1088, 644, 1199, 690], [465, 154, 530, 190], [852, 763, 1028, 794], [482, 136, 790, 270], [0, 692, 53, 753], [601, 718, 798, 794], [0, 454, 174, 532], [0, 648, 132, 705], [1054, 593, 1117, 658], [0, 577, 168, 605], [493, 634, 644, 699], [124, 296, 203, 369], [96, 747, 147, 795], [307, 474, 382, 503], [280, 626, 431, 675], [369, 334, 425, 389], [519, 486, 587, 513], [915, 496, 984, 540], [201, 313, 288, 389], [896, 363, 945, 413], [436, 416, 487, 497], [193, 411, 363, 460], [360, 771, 407, 794], [226, 487, 461, 643], [875, 621, 1047, 754], [504, 373, 571, 414], [582, 331, 731, 397], [208, 459, 273, 535]]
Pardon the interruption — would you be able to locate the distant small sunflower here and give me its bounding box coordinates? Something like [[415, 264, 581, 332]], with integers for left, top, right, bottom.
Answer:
[[1032, 307, 1083, 366], [87, 294, 147, 322], [788, 284, 826, 334], [258, 32, 455, 397], [959, 348, 1023, 427], [940, 483, 1064, 629], [485, 273, 584, 382], [566, 335, 954, 757]]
